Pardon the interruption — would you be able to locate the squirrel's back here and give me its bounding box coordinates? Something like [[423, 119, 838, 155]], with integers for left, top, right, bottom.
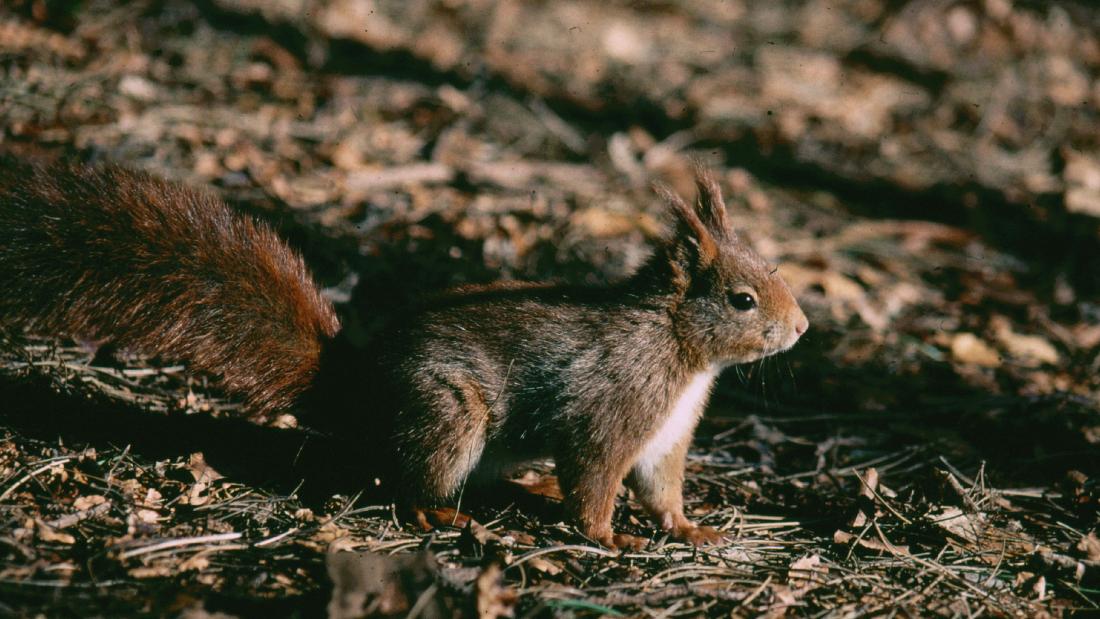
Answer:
[[0, 158, 339, 418]]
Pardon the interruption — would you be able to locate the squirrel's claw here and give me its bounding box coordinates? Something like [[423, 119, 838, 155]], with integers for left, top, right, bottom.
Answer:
[[671, 524, 726, 547], [593, 531, 648, 551], [612, 533, 648, 551]]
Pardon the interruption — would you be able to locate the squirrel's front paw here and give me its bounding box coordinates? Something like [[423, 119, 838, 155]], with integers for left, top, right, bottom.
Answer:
[[671, 524, 726, 547]]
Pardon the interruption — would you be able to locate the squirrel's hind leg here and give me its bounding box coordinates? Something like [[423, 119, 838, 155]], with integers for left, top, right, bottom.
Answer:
[[393, 370, 492, 506], [626, 435, 725, 546]]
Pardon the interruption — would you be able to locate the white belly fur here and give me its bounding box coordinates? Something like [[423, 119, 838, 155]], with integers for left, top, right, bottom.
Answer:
[[634, 366, 718, 473]]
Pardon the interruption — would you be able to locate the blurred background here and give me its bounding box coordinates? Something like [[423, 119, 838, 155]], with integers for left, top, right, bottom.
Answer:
[[1, 0, 1098, 615]]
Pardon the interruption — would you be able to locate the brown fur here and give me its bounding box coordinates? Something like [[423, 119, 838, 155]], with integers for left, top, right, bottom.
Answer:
[[0, 157, 807, 548], [374, 166, 808, 548], [0, 158, 339, 418]]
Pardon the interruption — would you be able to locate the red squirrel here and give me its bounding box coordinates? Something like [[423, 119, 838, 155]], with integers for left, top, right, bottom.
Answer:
[[0, 157, 807, 549]]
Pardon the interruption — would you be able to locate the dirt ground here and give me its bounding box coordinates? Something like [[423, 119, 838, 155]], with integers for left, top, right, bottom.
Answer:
[[1, 0, 1099, 616]]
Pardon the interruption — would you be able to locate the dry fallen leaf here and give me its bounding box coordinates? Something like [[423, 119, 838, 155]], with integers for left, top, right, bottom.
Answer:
[[179, 553, 211, 572], [310, 519, 359, 554], [787, 554, 826, 591], [991, 317, 1060, 366], [129, 565, 173, 579], [35, 520, 75, 545], [73, 494, 107, 511], [1076, 532, 1100, 561], [767, 584, 800, 616], [135, 509, 160, 525], [504, 530, 536, 546], [951, 333, 1001, 367], [928, 506, 983, 545], [187, 453, 224, 484], [510, 472, 564, 501], [1064, 150, 1100, 217], [186, 482, 210, 507], [475, 563, 517, 619], [326, 551, 438, 619], [833, 529, 911, 556], [569, 207, 654, 239], [526, 556, 562, 575]]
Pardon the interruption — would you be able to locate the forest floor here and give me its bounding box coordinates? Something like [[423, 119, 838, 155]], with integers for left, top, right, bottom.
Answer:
[[1, 0, 1099, 616]]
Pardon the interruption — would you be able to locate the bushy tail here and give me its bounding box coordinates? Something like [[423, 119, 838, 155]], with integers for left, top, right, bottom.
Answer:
[[0, 158, 340, 418]]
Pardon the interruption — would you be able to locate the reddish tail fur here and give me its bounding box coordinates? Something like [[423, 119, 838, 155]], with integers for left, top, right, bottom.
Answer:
[[0, 158, 339, 418]]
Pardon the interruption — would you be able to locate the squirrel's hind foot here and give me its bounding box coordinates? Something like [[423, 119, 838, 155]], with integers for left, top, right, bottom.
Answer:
[[591, 531, 648, 552], [669, 523, 726, 547]]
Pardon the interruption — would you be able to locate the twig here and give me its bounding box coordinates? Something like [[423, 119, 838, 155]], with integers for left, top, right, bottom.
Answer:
[[854, 469, 912, 525], [0, 458, 72, 501], [46, 501, 112, 530], [254, 527, 299, 547], [937, 469, 982, 513], [509, 544, 618, 568], [118, 532, 243, 560]]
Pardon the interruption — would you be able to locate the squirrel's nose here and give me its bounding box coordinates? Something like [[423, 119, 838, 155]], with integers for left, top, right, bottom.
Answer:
[[794, 315, 808, 336]]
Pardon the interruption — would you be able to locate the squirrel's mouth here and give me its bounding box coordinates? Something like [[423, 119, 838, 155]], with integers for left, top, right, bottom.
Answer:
[[768, 327, 805, 357], [730, 340, 796, 366], [779, 331, 804, 353]]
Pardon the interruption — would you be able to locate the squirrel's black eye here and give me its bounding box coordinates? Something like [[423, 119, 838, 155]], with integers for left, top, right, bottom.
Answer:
[[729, 292, 756, 311]]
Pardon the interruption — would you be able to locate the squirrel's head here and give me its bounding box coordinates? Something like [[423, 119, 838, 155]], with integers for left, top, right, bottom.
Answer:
[[655, 166, 808, 367]]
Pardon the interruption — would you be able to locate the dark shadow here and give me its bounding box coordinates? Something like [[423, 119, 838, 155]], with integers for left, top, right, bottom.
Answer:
[[0, 373, 381, 506], [0, 362, 571, 521]]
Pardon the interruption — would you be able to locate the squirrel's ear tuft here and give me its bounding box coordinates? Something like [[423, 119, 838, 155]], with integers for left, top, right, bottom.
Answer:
[[692, 162, 733, 241], [653, 181, 718, 266]]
